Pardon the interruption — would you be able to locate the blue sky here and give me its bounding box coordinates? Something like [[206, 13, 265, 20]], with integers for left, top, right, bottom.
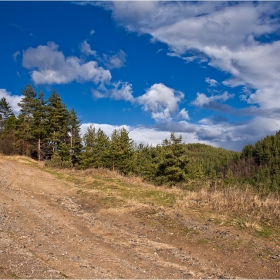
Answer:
[[1, 1, 280, 151]]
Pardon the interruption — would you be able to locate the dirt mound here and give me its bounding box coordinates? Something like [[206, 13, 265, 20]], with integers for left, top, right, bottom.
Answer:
[[0, 156, 279, 278]]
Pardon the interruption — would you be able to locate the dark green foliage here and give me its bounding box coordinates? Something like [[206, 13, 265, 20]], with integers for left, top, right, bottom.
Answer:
[[0, 98, 16, 155], [155, 133, 189, 185], [1, 85, 82, 162], [0, 97, 13, 131], [79, 125, 110, 169], [109, 127, 134, 174], [16, 85, 37, 156], [44, 151, 72, 169], [3, 83, 280, 195], [233, 131, 280, 193], [46, 90, 70, 157], [0, 114, 17, 155], [31, 91, 48, 161], [68, 108, 82, 155]]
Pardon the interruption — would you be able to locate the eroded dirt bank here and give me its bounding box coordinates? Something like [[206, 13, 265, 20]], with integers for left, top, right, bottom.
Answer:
[[0, 156, 279, 278]]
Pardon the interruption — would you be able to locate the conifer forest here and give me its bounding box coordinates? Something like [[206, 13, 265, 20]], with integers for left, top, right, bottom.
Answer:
[[1, 85, 280, 194]]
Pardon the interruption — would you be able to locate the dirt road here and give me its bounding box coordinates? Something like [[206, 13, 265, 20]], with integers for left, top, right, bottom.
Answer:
[[0, 156, 279, 278]]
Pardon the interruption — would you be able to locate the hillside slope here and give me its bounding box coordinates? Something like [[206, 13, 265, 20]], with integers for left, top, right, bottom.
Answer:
[[0, 155, 279, 278]]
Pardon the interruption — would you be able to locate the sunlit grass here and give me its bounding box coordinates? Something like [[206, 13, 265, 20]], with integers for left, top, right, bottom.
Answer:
[[32, 162, 280, 238]]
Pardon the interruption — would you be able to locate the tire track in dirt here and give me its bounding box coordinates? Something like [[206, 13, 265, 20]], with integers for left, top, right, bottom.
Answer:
[[0, 158, 208, 278], [0, 156, 279, 278]]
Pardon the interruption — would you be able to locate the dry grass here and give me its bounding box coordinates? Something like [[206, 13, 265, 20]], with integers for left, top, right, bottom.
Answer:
[[50, 167, 280, 234], [7, 157, 279, 236], [179, 184, 280, 234]]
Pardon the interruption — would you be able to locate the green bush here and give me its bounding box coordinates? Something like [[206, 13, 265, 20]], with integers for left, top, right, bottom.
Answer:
[[44, 152, 72, 169]]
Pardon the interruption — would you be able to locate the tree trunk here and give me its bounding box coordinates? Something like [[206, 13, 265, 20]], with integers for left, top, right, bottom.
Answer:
[[38, 137, 41, 161], [70, 129, 73, 148], [52, 131, 55, 154]]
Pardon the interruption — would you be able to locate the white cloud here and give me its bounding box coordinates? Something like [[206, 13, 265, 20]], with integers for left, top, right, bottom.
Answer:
[[0, 89, 22, 115], [205, 77, 218, 87], [12, 51, 20, 62], [91, 89, 106, 100], [80, 40, 96, 56], [103, 2, 280, 110], [192, 91, 234, 107], [81, 113, 280, 151], [178, 108, 189, 120], [76, 2, 280, 150], [137, 83, 184, 122], [111, 81, 134, 102], [103, 50, 127, 69], [199, 118, 211, 125], [22, 41, 111, 85], [81, 122, 210, 147], [91, 81, 134, 102], [90, 30, 95, 35]]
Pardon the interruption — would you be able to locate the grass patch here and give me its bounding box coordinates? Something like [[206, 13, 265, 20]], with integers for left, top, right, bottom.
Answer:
[[138, 190, 176, 207], [41, 163, 280, 237], [65, 175, 83, 184], [196, 238, 209, 245], [44, 169, 65, 180], [9, 272, 18, 279], [256, 226, 274, 237], [179, 227, 200, 237], [77, 189, 83, 195], [99, 196, 124, 208]]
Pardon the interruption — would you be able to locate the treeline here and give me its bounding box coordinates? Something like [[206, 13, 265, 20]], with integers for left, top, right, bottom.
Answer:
[[228, 132, 280, 193], [0, 85, 82, 165], [1, 85, 280, 193]]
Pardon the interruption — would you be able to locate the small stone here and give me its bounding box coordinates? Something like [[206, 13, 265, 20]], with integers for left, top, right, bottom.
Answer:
[[138, 234, 147, 238]]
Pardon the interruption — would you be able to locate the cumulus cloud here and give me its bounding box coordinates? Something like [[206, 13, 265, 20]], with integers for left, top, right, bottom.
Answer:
[[12, 51, 20, 62], [80, 40, 96, 56], [205, 77, 218, 87], [178, 108, 189, 120], [137, 83, 184, 122], [91, 89, 107, 100], [81, 122, 210, 147], [110, 81, 133, 101], [83, 1, 280, 149], [103, 50, 127, 69], [101, 2, 280, 109], [80, 112, 280, 151], [91, 81, 134, 102], [92, 82, 188, 123], [0, 89, 23, 115], [22, 41, 111, 85], [192, 91, 234, 107]]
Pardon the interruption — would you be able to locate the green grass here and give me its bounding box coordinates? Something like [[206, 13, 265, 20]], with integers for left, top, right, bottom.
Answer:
[[41, 165, 280, 240], [9, 272, 18, 279], [99, 196, 125, 208], [44, 169, 65, 180], [65, 175, 83, 184], [256, 226, 273, 237]]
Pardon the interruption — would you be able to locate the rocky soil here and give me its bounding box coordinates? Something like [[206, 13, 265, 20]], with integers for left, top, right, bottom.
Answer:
[[0, 156, 280, 278]]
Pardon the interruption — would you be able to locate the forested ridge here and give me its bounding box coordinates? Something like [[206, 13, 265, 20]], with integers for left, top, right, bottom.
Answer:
[[0, 85, 279, 194]]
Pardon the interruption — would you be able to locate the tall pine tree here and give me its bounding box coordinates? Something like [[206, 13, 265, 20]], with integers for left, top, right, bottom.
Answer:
[[16, 85, 37, 156], [46, 90, 69, 158]]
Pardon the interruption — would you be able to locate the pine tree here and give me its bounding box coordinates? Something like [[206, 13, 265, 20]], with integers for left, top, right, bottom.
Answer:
[[0, 97, 13, 134], [79, 125, 97, 169], [156, 133, 189, 185], [110, 127, 134, 174], [68, 108, 82, 157], [16, 85, 37, 156], [0, 99, 16, 155], [46, 90, 69, 158], [31, 91, 48, 161], [95, 128, 110, 168]]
